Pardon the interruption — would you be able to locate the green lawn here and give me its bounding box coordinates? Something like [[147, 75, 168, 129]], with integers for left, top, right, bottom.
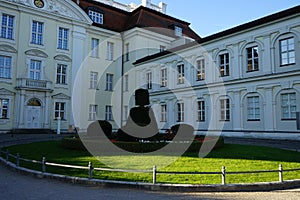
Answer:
[[1, 140, 300, 184]]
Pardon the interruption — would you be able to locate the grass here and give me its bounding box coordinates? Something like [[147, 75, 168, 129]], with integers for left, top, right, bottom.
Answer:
[[1, 140, 300, 185]]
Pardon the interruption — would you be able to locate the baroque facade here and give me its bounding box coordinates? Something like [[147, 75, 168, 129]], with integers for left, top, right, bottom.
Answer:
[[134, 5, 300, 134], [0, 0, 299, 136]]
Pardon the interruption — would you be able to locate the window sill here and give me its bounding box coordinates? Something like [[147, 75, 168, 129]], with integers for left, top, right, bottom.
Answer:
[[246, 69, 259, 73], [281, 118, 296, 121], [280, 63, 296, 67]]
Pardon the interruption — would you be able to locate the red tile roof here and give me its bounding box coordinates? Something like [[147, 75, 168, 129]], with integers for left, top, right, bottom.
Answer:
[[73, 0, 201, 40]]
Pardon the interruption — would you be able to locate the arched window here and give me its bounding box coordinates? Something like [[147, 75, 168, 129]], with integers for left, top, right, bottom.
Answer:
[[27, 98, 41, 106]]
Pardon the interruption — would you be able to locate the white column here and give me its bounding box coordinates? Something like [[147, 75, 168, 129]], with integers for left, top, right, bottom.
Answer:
[[264, 88, 275, 131], [44, 92, 50, 128], [233, 91, 241, 130], [19, 90, 25, 128], [70, 25, 87, 129], [263, 35, 272, 74]]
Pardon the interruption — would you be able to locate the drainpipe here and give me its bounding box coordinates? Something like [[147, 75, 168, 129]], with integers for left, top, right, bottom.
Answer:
[[120, 33, 125, 127]]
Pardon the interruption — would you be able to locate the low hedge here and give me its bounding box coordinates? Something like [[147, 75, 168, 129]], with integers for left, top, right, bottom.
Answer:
[[62, 135, 224, 153]]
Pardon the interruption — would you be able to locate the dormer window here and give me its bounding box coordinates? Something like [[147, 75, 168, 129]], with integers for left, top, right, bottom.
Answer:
[[174, 26, 182, 37], [88, 10, 103, 24]]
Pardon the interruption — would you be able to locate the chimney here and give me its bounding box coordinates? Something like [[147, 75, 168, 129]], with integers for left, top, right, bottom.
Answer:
[[159, 2, 167, 14], [142, 0, 151, 8]]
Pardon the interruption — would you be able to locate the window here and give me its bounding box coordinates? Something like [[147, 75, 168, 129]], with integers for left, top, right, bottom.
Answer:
[[31, 21, 43, 45], [219, 53, 229, 77], [107, 42, 114, 61], [161, 104, 167, 122], [220, 98, 230, 121], [1, 14, 14, 39], [54, 102, 66, 120], [161, 68, 167, 87], [197, 100, 205, 122], [247, 46, 259, 72], [0, 55, 11, 78], [106, 73, 113, 91], [88, 10, 103, 24], [105, 105, 113, 121], [29, 60, 41, 80], [196, 59, 205, 80], [174, 26, 182, 37], [89, 104, 97, 121], [124, 105, 129, 120], [160, 45, 166, 52], [177, 64, 184, 84], [90, 71, 98, 89], [91, 38, 99, 58], [177, 102, 184, 122], [124, 74, 129, 92], [146, 72, 152, 90], [125, 43, 129, 61], [280, 37, 295, 66], [56, 64, 67, 84], [281, 93, 296, 119], [247, 96, 260, 121], [0, 99, 9, 119], [58, 27, 69, 50]]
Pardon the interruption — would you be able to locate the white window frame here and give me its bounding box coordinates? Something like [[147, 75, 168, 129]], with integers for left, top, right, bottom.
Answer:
[[125, 43, 129, 61], [105, 105, 113, 121], [0, 98, 9, 119], [56, 64, 67, 85], [177, 63, 185, 84], [0, 55, 12, 79], [54, 101, 66, 120], [196, 58, 205, 81], [177, 102, 184, 122], [280, 37, 295, 66], [1, 13, 14, 40], [90, 71, 98, 89], [106, 73, 113, 91], [247, 96, 260, 121], [174, 26, 182, 37], [197, 100, 205, 122], [124, 74, 129, 92], [161, 68, 167, 87], [281, 93, 296, 120], [57, 27, 69, 50], [31, 21, 44, 45], [88, 10, 103, 24], [29, 59, 42, 80], [146, 71, 152, 90], [91, 38, 99, 58], [123, 105, 129, 121], [89, 104, 97, 121], [220, 98, 230, 121], [107, 42, 114, 61], [161, 104, 167, 122], [219, 53, 230, 77], [246, 46, 259, 72]]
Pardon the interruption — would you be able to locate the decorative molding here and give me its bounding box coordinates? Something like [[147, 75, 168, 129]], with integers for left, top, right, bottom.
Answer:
[[0, 88, 15, 96], [52, 93, 70, 100], [0, 44, 17, 53], [25, 49, 48, 58], [54, 54, 72, 62]]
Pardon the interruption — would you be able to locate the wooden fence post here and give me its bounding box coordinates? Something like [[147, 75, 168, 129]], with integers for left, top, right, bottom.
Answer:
[[153, 165, 157, 184], [42, 157, 46, 173], [279, 164, 283, 182], [88, 162, 93, 179], [16, 153, 20, 167], [222, 166, 226, 185]]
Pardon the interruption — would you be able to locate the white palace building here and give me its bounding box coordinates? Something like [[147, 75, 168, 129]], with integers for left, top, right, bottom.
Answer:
[[0, 0, 300, 138]]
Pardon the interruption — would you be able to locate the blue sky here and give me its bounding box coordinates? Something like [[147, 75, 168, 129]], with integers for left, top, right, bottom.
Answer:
[[120, 0, 300, 37]]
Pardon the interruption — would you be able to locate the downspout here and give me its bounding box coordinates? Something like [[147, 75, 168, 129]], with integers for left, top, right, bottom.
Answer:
[[120, 32, 125, 127]]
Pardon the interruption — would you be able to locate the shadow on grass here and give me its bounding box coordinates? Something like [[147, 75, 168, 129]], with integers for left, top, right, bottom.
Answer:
[[184, 144, 300, 163]]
